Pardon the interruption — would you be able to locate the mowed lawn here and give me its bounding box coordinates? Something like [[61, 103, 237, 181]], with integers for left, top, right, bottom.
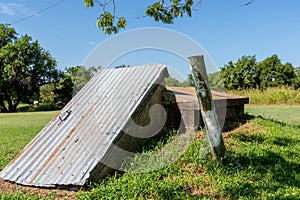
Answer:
[[246, 105, 300, 126], [0, 111, 58, 170]]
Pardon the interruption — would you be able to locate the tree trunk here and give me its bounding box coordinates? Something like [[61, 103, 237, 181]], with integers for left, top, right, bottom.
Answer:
[[188, 55, 227, 160], [4, 93, 14, 112], [12, 99, 20, 112], [0, 95, 8, 113]]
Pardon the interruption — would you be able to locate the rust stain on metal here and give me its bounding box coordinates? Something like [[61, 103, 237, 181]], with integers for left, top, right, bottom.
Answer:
[[29, 127, 77, 184], [0, 65, 169, 188], [7, 114, 63, 169]]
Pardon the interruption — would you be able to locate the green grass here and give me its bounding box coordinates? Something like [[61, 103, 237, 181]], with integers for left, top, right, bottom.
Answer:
[[0, 111, 300, 199], [77, 116, 300, 199], [0, 192, 46, 200], [229, 87, 300, 105], [246, 105, 300, 126], [0, 111, 58, 171]]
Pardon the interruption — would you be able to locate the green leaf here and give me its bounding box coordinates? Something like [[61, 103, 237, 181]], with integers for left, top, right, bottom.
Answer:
[[117, 17, 127, 29], [84, 0, 94, 7]]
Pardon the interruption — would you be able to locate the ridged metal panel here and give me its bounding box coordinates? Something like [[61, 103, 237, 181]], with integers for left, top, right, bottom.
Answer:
[[0, 65, 168, 187]]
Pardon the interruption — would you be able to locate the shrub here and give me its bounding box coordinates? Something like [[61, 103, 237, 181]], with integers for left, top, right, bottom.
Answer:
[[229, 87, 300, 105], [17, 103, 59, 112]]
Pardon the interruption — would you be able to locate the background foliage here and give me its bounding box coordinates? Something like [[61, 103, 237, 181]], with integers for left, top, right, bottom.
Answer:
[[218, 55, 296, 91], [84, 0, 198, 34], [0, 24, 57, 112], [0, 24, 100, 112], [1, 23, 300, 113]]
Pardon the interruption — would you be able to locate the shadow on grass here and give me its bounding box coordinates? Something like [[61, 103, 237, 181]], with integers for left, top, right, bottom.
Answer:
[[295, 125, 300, 130], [222, 113, 255, 132], [272, 136, 300, 147], [229, 115, 300, 146], [231, 133, 299, 147], [82, 115, 300, 199], [256, 116, 300, 147], [231, 133, 266, 144], [156, 185, 196, 200], [222, 150, 300, 199]]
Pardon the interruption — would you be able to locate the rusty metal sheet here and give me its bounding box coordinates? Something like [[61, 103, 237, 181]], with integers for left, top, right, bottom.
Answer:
[[0, 65, 168, 188]]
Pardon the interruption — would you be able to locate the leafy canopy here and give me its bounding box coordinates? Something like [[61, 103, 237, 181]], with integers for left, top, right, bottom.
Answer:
[[0, 24, 57, 112], [84, 0, 200, 34], [220, 55, 296, 90]]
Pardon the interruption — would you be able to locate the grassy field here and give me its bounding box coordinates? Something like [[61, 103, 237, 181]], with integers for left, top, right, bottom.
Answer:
[[0, 111, 300, 199], [246, 105, 300, 127], [229, 87, 300, 105], [0, 111, 58, 171]]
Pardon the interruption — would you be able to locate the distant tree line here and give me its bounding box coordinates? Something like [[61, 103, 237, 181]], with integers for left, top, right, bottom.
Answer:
[[167, 55, 299, 92], [210, 55, 299, 91], [165, 75, 193, 87]]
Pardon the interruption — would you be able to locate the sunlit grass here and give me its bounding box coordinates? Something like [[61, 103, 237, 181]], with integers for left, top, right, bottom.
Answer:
[[0, 111, 299, 199], [0, 111, 58, 171], [78, 116, 300, 199], [246, 105, 300, 126], [229, 87, 300, 105]]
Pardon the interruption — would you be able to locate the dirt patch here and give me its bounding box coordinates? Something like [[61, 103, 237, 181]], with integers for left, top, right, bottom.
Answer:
[[181, 163, 208, 178], [229, 122, 267, 135], [0, 178, 77, 199], [195, 130, 206, 140]]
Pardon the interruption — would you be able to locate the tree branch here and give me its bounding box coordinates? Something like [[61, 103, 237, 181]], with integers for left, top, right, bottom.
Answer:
[[241, 0, 253, 6]]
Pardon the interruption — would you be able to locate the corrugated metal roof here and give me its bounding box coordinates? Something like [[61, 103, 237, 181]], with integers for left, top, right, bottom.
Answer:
[[0, 65, 168, 188]]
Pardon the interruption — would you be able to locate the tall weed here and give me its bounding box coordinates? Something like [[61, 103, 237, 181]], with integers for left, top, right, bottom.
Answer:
[[229, 87, 300, 104]]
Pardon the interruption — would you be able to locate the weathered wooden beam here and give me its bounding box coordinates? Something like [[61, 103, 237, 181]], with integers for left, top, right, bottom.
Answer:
[[188, 55, 227, 160]]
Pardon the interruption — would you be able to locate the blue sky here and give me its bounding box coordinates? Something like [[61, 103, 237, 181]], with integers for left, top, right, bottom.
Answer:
[[1, 0, 300, 77]]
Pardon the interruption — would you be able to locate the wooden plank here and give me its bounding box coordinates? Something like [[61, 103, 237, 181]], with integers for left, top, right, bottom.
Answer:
[[188, 55, 227, 160]]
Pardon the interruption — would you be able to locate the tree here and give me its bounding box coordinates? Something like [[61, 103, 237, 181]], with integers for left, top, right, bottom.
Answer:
[[165, 76, 182, 86], [220, 55, 295, 91], [208, 71, 224, 91], [276, 62, 295, 86], [54, 72, 74, 109], [65, 65, 99, 95], [221, 55, 258, 90], [165, 76, 192, 87], [39, 84, 55, 104], [84, 0, 200, 34], [257, 55, 295, 88], [0, 24, 16, 112], [40, 66, 99, 109], [0, 24, 57, 112], [187, 74, 195, 87], [41, 66, 99, 109], [292, 67, 300, 90]]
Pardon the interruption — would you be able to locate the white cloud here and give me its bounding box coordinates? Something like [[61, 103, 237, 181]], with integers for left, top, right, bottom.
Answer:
[[0, 2, 33, 16]]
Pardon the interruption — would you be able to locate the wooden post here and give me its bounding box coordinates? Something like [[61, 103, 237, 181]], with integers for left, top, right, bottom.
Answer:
[[188, 55, 227, 160]]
